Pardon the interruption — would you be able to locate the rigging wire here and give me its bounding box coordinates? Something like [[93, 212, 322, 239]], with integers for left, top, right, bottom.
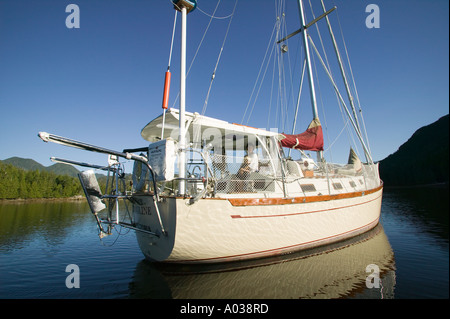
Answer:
[[282, 15, 303, 135], [167, 10, 178, 70], [241, 20, 278, 124], [275, 14, 285, 129], [307, 0, 332, 160], [170, 0, 223, 108], [322, 6, 361, 159], [161, 10, 178, 139], [241, 0, 296, 127], [306, 0, 365, 161], [278, 1, 298, 133], [307, 0, 359, 161], [201, 0, 239, 115], [275, 2, 286, 130], [308, 34, 360, 157], [246, 0, 300, 132], [333, 2, 372, 156], [324, 117, 350, 153], [197, 6, 235, 19], [310, 42, 331, 161], [266, 52, 277, 130]]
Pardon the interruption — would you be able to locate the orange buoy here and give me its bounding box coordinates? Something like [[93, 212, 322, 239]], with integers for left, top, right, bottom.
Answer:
[[162, 70, 171, 109]]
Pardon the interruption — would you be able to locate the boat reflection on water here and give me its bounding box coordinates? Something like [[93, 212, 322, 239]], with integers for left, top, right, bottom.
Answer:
[[129, 224, 396, 299]]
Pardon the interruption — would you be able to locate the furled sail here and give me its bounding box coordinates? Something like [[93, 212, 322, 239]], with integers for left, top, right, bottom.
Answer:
[[347, 147, 362, 172], [281, 118, 324, 151]]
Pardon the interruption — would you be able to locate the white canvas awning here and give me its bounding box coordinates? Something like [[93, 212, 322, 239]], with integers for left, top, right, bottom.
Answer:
[[140, 108, 283, 150]]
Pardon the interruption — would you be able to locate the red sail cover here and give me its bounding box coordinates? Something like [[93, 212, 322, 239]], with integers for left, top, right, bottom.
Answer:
[[281, 118, 324, 151]]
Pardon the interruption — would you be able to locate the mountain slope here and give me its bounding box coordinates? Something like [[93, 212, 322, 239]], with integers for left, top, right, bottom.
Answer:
[[45, 163, 80, 178], [1, 157, 80, 177], [1, 157, 46, 171], [379, 114, 449, 187]]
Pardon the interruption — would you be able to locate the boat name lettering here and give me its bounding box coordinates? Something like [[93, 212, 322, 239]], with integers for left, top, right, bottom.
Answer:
[[138, 206, 152, 215]]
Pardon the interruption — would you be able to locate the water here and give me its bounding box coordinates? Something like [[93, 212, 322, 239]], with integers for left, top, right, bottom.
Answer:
[[0, 185, 448, 299], [379, 185, 448, 299]]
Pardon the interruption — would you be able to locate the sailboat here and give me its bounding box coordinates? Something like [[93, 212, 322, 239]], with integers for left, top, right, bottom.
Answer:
[[38, 0, 383, 264]]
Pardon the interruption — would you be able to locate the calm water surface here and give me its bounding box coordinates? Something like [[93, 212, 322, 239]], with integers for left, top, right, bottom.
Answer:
[[0, 185, 448, 299]]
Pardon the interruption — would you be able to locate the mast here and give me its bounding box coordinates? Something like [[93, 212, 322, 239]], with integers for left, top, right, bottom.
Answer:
[[179, 5, 187, 195], [278, 3, 335, 160], [297, 0, 322, 161], [297, 0, 319, 121], [173, 0, 196, 196]]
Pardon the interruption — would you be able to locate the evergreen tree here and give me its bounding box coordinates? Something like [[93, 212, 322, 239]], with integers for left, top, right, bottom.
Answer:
[[0, 162, 83, 199]]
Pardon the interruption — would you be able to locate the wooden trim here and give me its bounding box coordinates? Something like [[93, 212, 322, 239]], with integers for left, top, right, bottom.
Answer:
[[228, 184, 383, 207], [230, 192, 382, 219], [146, 184, 383, 207]]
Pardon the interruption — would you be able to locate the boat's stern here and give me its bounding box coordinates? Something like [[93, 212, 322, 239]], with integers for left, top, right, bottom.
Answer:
[[132, 194, 177, 262]]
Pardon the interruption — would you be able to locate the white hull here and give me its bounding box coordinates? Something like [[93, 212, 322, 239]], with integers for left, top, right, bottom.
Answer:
[[133, 185, 383, 264]]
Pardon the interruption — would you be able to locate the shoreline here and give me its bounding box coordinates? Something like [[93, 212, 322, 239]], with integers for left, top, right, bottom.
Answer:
[[383, 182, 449, 189], [2, 183, 447, 202], [0, 195, 85, 204]]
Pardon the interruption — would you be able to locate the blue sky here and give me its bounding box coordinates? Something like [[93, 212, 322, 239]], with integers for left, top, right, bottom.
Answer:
[[0, 0, 448, 172]]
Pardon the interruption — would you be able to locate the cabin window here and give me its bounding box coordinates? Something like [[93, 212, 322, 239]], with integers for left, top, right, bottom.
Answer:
[[300, 184, 316, 192], [332, 182, 343, 190], [349, 181, 356, 188]]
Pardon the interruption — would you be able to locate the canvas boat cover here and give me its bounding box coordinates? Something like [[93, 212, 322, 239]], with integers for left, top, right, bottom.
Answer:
[[280, 118, 324, 151], [140, 108, 283, 148]]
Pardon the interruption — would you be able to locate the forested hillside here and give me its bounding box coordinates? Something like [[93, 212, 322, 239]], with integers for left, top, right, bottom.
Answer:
[[379, 114, 449, 187], [0, 162, 82, 199]]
